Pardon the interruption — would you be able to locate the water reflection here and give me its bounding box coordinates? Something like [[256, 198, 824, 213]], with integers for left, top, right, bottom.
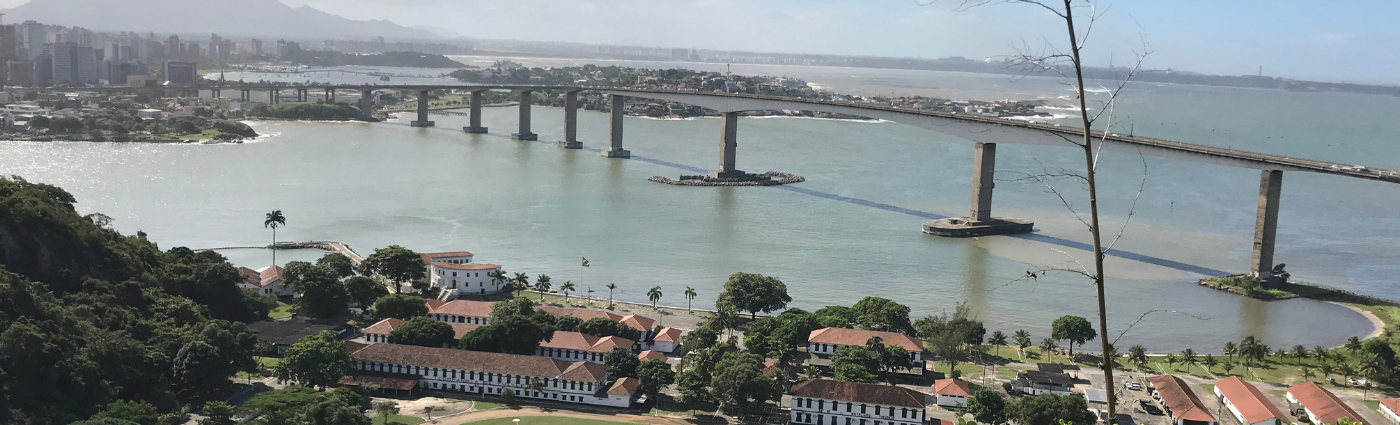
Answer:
[[962, 241, 989, 318]]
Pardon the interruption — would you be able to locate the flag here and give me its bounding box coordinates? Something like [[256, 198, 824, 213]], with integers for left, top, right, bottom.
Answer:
[[581, 257, 590, 267]]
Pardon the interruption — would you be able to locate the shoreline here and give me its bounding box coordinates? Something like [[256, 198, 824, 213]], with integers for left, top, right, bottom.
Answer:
[[1335, 301, 1386, 339]]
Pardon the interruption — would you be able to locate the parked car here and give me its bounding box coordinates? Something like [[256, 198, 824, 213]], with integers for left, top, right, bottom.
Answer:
[[1327, 377, 1337, 384], [1138, 400, 1164, 416], [1125, 382, 1143, 391]]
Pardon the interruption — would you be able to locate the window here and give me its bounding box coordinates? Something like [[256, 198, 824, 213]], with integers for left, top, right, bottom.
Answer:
[[861, 404, 867, 414], [846, 402, 852, 412], [819, 400, 825, 410]]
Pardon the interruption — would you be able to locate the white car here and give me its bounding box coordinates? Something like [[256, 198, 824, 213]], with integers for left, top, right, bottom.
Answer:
[[1125, 382, 1143, 391]]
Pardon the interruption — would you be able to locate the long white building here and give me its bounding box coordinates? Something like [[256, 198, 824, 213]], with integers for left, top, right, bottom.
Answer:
[[420, 251, 503, 299], [789, 379, 928, 425], [348, 342, 638, 408]]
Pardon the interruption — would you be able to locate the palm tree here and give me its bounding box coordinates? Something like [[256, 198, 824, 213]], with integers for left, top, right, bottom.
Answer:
[[1014, 330, 1032, 360], [1292, 345, 1309, 364], [263, 210, 286, 266], [1313, 346, 1329, 365], [1181, 348, 1198, 374], [534, 274, 552, 300], [605, 283, 617, 307], [647, 286, 663, 308], [1202, 354, 1218, 373], [1273, 348, 1288, 361], [1040, 337, 1058, 363], [1128, 345, 1148, 370], [684, 286, 697, 313], [1165, 354, 1179, 371], [488, 269, 507, 292], [988, 331, 1008, 357], [1223, 341, 1237, 362], [1319, 363, 1334, 380], [586, 288, 595, 304], [1301, 367, 1315, 381], [1338, 363, 1357, 383], [512, 272, 529, 297], [1221, 360, 1236, 376], [559, 280, 576, 302], [373, 401, 399, 425], [1345, 336, 1363, 354]]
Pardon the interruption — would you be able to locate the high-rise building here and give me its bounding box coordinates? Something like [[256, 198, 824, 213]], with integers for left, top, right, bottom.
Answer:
[[23, 21, 43, 61], [34, 53, 51, 85], [185, 42, 200, 58], [51, 42, 97, 85], [251, 39, 262, 56], [167, 34, 181, 58], [163, 61, 196, 85]]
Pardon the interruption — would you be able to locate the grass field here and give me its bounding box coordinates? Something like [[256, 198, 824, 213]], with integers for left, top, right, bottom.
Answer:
[[473, 401, 506, 410], [374, 413, 425, 425], [176, 129, 222, 141], [269, 301, 295, 319], [462, 417, 635, 425]]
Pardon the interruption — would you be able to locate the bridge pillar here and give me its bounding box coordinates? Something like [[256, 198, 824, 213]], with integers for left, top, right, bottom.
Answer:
[[1251, 170, 1283, 280], [241, 89, 249, 102], [601, 94, 630, 158], [325, 88, 334, 103], [269, 89, 278, 105], [922, 142, 1033, 237], [463, 90, 488, 133], [360, 89, 374, 120], [558, 90, 582, 148], [511, 90, 537, 140], [411, 89, 435, 127], [300, 88, 308, 102], [709, 112, 744, 179], [212, 89, 220, 98]]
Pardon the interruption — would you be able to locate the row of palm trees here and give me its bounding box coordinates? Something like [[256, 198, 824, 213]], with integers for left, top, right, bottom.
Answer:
[[490, 269, 702, 312]]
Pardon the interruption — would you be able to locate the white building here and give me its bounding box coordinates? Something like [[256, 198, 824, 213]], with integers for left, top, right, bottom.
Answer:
[[348, 342, 638, 408], [1212, 377, 1291, 425], [1380, 398, 1400, 425], [1, 103, 50, 117], [789, 379, 928, 425], [536, 306, 658, 343], [137, 108, 164, 120], [426, 299, 494, 324], [237, 265, 295, 297], [535, 331, 634, 364], [361, 318, 479, 346], [807, 328, 925, 374], [932, 379, 971, 409], [644, 327, 682, 353], [420, 251, 503, 299], [1286, 382, 1368, 425]]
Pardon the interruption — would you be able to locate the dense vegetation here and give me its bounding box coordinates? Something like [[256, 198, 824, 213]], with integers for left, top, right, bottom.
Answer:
[[246, 103, 367, 121], [20, 110, 258, 141], [0, 176, 273, 424]]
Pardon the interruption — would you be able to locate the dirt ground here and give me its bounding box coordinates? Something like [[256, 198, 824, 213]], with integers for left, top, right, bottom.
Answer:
[[371, 396, 475, 420], [425, 406, 704, 425]]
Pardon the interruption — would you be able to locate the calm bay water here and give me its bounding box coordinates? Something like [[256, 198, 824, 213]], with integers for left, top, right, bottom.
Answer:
[[3, 60, 1397, 353]]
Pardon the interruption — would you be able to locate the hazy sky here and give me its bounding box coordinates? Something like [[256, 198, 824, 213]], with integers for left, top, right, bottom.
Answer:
[[9, 0, 1400, 84]]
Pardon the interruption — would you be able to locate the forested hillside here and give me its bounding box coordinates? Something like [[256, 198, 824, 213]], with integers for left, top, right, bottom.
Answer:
[[0, 176, 273, 425]]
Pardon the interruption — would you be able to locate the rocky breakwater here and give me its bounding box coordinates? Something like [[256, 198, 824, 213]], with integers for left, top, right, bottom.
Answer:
[[649, 171, 805, 187]]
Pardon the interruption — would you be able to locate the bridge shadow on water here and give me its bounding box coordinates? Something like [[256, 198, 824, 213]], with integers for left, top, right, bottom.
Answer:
[[403, 122, 1228, 277]]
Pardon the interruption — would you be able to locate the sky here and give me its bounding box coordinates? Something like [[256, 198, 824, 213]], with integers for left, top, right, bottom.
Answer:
[[6, 0, 1399, 84]]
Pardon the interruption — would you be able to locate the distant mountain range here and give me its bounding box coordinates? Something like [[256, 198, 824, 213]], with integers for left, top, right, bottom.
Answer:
[[0, 0, 439, 40]]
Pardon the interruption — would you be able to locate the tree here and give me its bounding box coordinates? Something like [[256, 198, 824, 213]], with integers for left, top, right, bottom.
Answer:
[[684, 286, 697, 312], [710, 352, 781, 414], [1346, 336, 1363, 354], [605, 346, 641, 378], [304, 397, 370, 425], [1127, 345, 1148, 370], [90, 400, 165, 425], [423, 406, 445, 421], [1181, 348, 1198, 374], [852, 296, 915, 335], [1014, 330, 1033, 359], [488, 269, 508, 293], [360, 245, 426, 294], [373, 294, 428, 320], [317, 253, 356, 279], [716, 272, 791, 319], [510, 272, 530, 297], [201, 401, 237, 425], [1007, 393, 1097, 425], [1165, 354, 1179, 371], [1050, 315, 1095, 359], [560, 280, 576, 302], [1293, 345, 1310, 363], [637, 359, 677, 398], [831, 345, 882, 383], [273, 330, 356, 389], [534, 274, 551, 300], [457, 298, 556, 354], [345, 276, 389, 309], [373, 401, 399, 425], [500, 388, 517, 405], [967, 388, 1009, 425], [265, 210, 286, 266], [1224, 341, 1238, 362], [915, 301, 985, 372], [283, 261, 351, 318], [1313, 345, 1329, 365], [606, 282, 617, 306], [988, 330, 1009, 357], [577, 317, 642, 341], [648, 285, 663, 308], [1222, 360, 1237, 375], [1202, 354, 1218, 372], [1301, 367, 1316, 381], [1040, 338, 1058, 362], [555, 315, 583, 332], [388, 317, 457, 348]]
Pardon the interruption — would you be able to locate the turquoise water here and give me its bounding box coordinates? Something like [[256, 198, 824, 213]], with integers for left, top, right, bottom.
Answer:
[[4, 61, 1397, 353]]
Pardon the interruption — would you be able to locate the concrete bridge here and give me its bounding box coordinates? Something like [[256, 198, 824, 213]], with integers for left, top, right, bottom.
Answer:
[[57, 83, 1400, 279]]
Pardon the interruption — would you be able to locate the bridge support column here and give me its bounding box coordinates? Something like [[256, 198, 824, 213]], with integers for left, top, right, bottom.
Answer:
[[601, 94, 630, 158], [1251, 170, 1283, 280], [463, 90, 488, 133], [241, 90, 249, 102], [511, 90, 537, 140], [325, 88, 334, 103], [922, 142, 1033, 237], [558, 90, 582, 148], [708, 112, 745, 179], [359, 89, 374, 120], [212, 89, 220, 98], [411, 90, 435, 127]]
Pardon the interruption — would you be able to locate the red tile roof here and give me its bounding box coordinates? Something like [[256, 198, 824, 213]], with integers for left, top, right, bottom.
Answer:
[[424, 299, 446, 310], [430, 262, 501, 271], [761, 361, 780, 376], [1288, 381, 1367, 425], [237, 266, 261, 287], [653, 327, 682, 342], [540, 331, 635, 353], [1381, 398, 1400, 416], [1148, 375, 1217, 423], [352, 343, 607, 382], [808, 328, 924, 352], [638, 350, 668, 362], [607, 377, 640, 396], [448, 323, 481, 339], [789, 379, 926, 408], [933, 379, 971, 397], [535, 306, 654, 332], [344, 341, 369, 354], [421, 251, 475, 260], [1214, 376, 1288, 424], [363, 318, 405, 335], [257, 265, 284, 287], [430, 299, 495, 317], [338, 372, 419, 391]]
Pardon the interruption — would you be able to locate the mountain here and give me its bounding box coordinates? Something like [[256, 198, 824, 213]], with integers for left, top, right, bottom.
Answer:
[[1, 0, 438, 40]]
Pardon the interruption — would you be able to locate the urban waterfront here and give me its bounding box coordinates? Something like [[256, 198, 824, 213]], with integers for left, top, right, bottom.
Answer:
[[5, 59, 1400, 352]]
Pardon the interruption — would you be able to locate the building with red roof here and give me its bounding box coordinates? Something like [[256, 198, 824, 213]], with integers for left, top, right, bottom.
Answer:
[[237, 265, 295, 296], [420, 251, 503, 298], [1212, 376, 1289, 425], [428, 299, 494, 324], [535, 331, 635, 364], [536, 306, 658, 342], [1287, 381, 1367, 425], [933, 378, 972, 408], [1149, 375, 1217, 425], [645, 327, 683, 353], [808, 327, 925, 374], [638, 350, 668, 362], [789, 379, 927, 425], [1379, 398, 1400, 424]]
